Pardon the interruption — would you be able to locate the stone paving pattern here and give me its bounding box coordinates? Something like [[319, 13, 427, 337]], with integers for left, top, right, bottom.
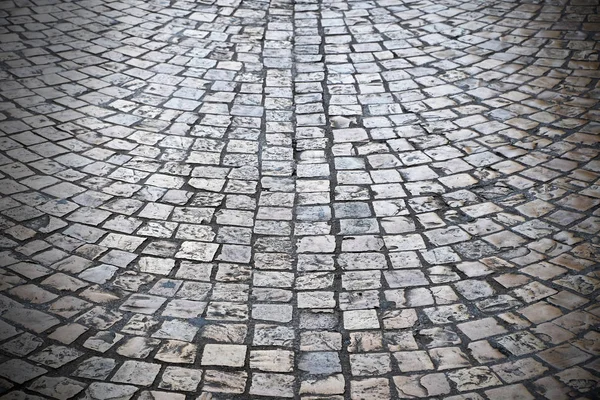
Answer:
[[0, 0, 599, 398]]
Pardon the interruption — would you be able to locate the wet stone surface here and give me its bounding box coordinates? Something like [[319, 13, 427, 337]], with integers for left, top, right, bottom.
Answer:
[[0, 0, 599, 398]]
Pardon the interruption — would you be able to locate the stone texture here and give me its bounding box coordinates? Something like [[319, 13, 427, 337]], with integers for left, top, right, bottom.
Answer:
[[0, 1, 598, 399]]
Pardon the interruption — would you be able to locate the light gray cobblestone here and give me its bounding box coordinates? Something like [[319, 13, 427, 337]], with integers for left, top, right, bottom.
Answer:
[[0, 0, 599, 398]]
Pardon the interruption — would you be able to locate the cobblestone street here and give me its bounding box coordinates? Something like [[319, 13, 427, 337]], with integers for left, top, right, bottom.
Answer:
[[0, 0, 599, 398]]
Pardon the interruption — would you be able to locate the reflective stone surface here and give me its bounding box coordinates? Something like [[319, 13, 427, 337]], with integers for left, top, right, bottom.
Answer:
[[0, 0, 599, 398]]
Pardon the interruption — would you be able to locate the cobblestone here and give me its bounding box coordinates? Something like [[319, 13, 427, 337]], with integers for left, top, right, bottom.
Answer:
[[0, 0, 599, 398]]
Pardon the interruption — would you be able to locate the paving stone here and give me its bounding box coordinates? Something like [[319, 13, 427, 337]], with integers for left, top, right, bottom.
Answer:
[[138, 392, 185, 400], [201, 344, 247, 367], [300, 374, 345, 396], [72, 357, 117, 380], [491, 358, 549, 383], [0, 332, 43, 357], [202, 370, 247, 394], [80, 383, 138, 400], [154, 340, 198, 364], [83, 331, 123, 353], [429, 347, 471, 371], [119, 294, 166, 314], [47, 323, 88, 345], [111, 361, 161, 386], [299, 352, 342, 375], [447, 366, 503, 391], [249, 373, 295, 398], [250, 349, 294, 373], [536, 343, 592, 369], [28, 376, 86, 400], [3, 307, 59, 333], [351, 378, 390, 399], [0, 1, 598, 398], [555, 366, 599, 393], [116, 337, 160, 359], [344, 310, 380, 330], [0, 360, 47, 384], [349, 353, 391, 376], [158, 367, 202, 392], [393, 373, 450, 398], [28, 345, 83, 368], [484, 384, 535, 400], [495, 332, 547, 356], [457, 318, 507, 340]]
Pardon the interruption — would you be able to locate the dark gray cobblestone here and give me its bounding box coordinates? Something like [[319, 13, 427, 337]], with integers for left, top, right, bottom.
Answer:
[[0, 0, 599, 398]]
